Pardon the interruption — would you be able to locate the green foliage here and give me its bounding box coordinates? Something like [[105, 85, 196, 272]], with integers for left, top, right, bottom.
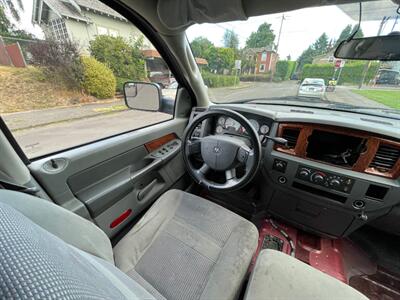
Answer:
[[223, 29, 239, 50], [202, 72, 236, 87], [239, 73, 272, 82], [116, 77, 131, 93], [89, 35, 146, 81], [0, 5, 33, 39], [274, 60, 297, 81], [335, 25, 364, 47], [245, 23, 275, 48], [190, 37, 214, 58], [81, 56, 116, 99], [297, 33, 330, 71], [205, 47, 235, 73], [300, 62, 379, 85]]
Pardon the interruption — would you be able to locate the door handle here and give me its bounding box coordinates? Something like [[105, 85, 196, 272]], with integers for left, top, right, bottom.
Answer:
[[137, 178, 158, 201], [130, 159, 162, 182]]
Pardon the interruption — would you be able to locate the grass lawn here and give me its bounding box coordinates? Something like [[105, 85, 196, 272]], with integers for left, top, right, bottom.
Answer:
[[352, 89, 400, 109]]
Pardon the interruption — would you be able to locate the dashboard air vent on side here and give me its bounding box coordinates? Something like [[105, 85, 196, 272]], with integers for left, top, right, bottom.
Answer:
[[369, 144, 400, 172], [281, 128, 300, 149]]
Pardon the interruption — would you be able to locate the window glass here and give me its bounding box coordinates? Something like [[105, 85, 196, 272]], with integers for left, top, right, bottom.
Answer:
[[261, 52, 267, 61], [187, 0, 400, 121], [1, 0, 177, 158]]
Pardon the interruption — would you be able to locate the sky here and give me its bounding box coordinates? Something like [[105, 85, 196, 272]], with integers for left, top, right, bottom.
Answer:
[[7, 0, 400, 59]]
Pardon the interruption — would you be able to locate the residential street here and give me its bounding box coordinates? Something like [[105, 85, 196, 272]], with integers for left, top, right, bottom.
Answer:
[[5, 81, 391, 158], [210, 81, 388, 108]]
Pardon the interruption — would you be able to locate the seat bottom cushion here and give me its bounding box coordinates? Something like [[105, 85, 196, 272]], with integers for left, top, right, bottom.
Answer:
[[113, 189, 259, 300], [245, 249, 368, 300]]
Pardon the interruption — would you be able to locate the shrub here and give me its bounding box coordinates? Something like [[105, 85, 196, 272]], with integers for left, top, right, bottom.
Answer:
[[28, 39, 83, 89], [116, 77, 131, 93], [239, 73, 272, 82], [202, 72, 236, 87], [301, 62, 379, 85], [274, 60, 297, 81], [80, 56, 116, 99], [89, 35, 146, 81]]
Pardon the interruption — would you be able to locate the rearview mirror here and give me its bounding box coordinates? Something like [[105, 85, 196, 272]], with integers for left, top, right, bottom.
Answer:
[[334, 35, 400, 61], [123, 82, 161, 111]]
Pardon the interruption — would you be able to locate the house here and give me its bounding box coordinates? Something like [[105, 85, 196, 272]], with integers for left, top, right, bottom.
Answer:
[[32, 0, 152, 52], [242, 47, 278, 75]]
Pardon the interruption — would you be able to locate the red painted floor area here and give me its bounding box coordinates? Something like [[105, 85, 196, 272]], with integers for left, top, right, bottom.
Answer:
[[253, 219, 376, 284]]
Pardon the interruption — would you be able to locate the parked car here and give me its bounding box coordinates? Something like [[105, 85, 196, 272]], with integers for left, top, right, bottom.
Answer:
[[297, 78, 326, 99], [373, 69, 400, 85]]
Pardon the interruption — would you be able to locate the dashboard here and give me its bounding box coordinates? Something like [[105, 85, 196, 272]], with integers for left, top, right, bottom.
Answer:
[[189, 105, 400, 238]]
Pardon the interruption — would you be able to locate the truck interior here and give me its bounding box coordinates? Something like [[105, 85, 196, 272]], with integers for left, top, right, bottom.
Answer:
[[0, 0, 400, 299]]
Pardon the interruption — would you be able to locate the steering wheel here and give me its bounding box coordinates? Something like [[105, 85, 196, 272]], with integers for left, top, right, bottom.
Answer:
[[182, 108, 262, 191]]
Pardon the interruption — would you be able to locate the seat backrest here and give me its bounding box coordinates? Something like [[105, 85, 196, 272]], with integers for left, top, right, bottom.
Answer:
[[0, 193, 155, 299], [0, 189, 114, 263]]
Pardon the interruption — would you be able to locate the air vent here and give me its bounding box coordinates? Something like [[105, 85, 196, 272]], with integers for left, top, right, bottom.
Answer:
[[281, 128, 300, 149], [369, 144, 400, 172]]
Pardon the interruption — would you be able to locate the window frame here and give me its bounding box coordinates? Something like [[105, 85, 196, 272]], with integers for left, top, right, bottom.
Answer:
[[1, 0, 197, 163]]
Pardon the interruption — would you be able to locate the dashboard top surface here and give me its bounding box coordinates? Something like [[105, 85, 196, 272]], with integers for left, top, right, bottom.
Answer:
[[211, 103, 400, 140]]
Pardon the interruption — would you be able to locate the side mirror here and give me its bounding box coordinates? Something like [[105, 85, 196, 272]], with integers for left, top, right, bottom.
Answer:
[[123, 82, 161, 111], [334, 35, 400, 61]]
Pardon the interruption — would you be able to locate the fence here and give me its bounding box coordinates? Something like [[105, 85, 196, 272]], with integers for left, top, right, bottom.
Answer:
[[0, 36, 42, 67]]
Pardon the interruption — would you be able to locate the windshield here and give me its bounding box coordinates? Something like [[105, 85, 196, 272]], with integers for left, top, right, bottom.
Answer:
[[187, 0, 400, 118]]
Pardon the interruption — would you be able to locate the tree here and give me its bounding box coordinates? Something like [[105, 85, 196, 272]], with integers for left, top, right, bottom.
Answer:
[[205, 47, 235, 73], [190, 36, 213, 58], [89, 35, 146, 80], [0, 0, 23, 22], [245, 22, 275, 48], [223, 29, 239, 50], [334, 25, 364, 47], [313, 33, 329, 55], [0, 4, 34, 39], [297, 33, 330, 70]]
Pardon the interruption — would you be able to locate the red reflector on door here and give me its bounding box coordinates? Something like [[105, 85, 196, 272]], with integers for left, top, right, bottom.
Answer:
[[110, 209, 132, 228]]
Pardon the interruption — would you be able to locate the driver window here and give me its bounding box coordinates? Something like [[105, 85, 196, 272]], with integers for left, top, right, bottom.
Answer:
[[0, 0, 177, 158]]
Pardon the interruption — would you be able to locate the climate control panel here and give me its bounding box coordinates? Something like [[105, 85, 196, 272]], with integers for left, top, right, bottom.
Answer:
[[296, 166, 355, 193]]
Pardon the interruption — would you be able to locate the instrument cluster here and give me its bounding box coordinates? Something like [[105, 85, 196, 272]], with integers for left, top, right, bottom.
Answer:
[[215, 116, 270, 141]]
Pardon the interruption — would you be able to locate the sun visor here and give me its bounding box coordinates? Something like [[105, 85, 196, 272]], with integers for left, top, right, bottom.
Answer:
[[157, 0, 248, 30]]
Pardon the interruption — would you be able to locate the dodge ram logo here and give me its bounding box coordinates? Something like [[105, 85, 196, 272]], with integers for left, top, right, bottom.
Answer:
[[213, 146, 221, 153]]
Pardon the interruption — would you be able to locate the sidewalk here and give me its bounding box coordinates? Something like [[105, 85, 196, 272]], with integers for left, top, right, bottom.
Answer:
[[3, 99, 126, 131]]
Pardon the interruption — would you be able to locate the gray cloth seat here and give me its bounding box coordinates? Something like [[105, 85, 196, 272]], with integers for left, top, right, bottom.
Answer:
[[245, 249, 368, 300], [114, 189, 259, 300], [0, 189, 259, 300]]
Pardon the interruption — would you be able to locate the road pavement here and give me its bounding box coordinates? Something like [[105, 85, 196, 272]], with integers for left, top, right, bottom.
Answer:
[[13, 110, 171, 158], [210, 81, 388, 108]]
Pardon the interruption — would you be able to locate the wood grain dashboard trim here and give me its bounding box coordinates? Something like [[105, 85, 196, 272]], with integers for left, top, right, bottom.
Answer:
[[275, 123, 400, 179], [145, 133, 177, 152]]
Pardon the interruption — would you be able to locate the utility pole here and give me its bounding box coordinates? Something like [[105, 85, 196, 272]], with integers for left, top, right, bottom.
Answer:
[[275, 14, 285, 53]]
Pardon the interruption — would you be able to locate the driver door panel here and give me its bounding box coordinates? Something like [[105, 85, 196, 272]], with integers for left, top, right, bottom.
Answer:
[[29, 119, 187, 237]]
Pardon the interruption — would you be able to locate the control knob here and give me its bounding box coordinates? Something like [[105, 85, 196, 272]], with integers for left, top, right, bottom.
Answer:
[[311, 172, 325, 184], [329, 178, 341, 187], [298, 168, 310, 178]]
